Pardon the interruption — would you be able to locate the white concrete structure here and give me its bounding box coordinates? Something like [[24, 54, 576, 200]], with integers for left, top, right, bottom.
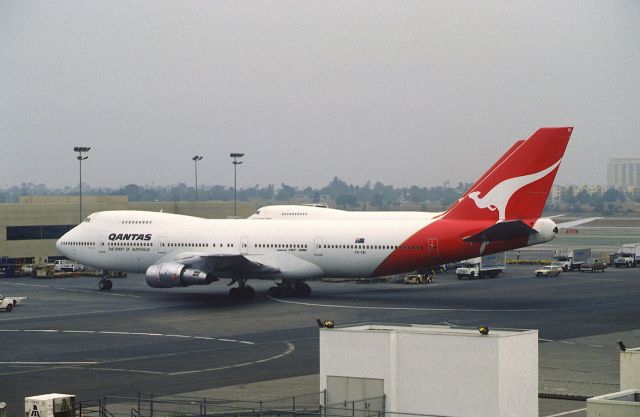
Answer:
[[621, 347, 640, 390], [320, 324, 538, 417], [24, 394, 75, 417], [587, 389, 640, 417]]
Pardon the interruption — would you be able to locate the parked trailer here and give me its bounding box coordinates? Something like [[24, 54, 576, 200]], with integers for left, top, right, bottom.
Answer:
[[552, 248, 591, 271], [456, 253, 506, 280], [614, 243, 640, 268]]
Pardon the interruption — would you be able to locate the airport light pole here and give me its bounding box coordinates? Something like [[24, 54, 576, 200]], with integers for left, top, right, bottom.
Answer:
[[230, 153, 244, 217], [74, 146, 90, 224], [192, 155, 203, 201]]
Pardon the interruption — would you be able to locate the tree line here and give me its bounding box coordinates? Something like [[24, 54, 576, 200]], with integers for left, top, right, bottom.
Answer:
[[1, 179, 636, 214]]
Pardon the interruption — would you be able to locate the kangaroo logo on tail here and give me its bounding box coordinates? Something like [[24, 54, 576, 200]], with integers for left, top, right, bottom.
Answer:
[[468, 159, 562, 221]]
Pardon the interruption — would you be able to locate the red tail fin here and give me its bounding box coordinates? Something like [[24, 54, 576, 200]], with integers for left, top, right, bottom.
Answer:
[[444, 127, 573, 222], [461, 139, 525, 196]]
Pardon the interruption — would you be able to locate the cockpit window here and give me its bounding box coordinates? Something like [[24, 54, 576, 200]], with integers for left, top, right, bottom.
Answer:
[[84, 217, 91, 223]]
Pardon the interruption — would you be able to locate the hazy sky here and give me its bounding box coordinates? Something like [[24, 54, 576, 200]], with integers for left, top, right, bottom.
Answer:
[[2, 1, 639, 190]]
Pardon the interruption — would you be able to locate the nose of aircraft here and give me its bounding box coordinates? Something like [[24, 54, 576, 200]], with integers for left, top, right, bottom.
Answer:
[[56, 227, 75, 256]]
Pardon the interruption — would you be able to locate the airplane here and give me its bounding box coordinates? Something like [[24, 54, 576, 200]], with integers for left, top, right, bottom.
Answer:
[[57, 127, 573, 298]]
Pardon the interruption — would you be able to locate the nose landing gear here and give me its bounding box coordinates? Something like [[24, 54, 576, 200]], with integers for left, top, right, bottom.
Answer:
[[98, 271, 113, 291]]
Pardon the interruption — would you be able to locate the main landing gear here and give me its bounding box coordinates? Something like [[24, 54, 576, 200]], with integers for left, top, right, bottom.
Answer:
[[267, 280, 312, 298], [229, 277, 255, 299], [99, 271, 113, 291]]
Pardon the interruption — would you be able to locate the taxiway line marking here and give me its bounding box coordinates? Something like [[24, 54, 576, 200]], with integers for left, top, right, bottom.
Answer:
[[89, 367, 165, 375], [544, 408, 586, 417], [168, 342, 295, 376], [0, 361, 98, 365], [268, 297, 550, 312], [57, 288, 142, 298]]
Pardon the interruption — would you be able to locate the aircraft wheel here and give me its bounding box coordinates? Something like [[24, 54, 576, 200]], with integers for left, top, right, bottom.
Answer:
[[242, 286, 255, 298], [5, 303, 12, 312], [229, 287, 240, 298], [267, 286, 280, 297], [294, 282, 311, 297], [99, 280, 112, 291]]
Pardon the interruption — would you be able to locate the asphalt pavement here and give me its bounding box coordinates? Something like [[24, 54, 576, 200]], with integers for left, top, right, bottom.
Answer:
[[1, 264, 639, 417]]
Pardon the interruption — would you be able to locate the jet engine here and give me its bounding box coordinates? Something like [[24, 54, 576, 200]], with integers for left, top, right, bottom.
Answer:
[[145, 262, 218, 288]]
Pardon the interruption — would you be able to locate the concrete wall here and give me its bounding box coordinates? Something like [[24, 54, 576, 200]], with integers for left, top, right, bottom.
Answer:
[[1, 196, 257, 260], [320, 324, 538, 417]]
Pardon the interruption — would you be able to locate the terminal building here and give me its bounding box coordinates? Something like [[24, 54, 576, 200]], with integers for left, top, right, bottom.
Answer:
[[0, 196, 256, 263]]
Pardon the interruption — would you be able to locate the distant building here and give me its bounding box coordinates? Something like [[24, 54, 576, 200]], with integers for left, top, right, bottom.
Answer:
[[607, 158, 640, 188]]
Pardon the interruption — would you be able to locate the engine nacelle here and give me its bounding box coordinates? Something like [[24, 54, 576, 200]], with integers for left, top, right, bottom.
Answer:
[[145, 262, 217, 288], [526, 218, 558, 246]]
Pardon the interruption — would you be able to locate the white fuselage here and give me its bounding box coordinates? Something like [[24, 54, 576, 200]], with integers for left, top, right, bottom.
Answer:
[[58, 210, 440, 279]]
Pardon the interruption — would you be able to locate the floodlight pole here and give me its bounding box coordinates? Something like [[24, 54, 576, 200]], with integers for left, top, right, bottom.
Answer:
[[73, 147, 90, 225], [192, 155, 203, 201], [230, 153, 244, 216]]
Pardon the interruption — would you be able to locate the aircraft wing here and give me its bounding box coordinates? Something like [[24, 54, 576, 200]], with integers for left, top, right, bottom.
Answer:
[[168, 252, 281, 275]]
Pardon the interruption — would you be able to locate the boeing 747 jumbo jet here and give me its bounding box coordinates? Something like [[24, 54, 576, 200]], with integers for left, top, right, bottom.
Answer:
[[57, 127, 573, 297]]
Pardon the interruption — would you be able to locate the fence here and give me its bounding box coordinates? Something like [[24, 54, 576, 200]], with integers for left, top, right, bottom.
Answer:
[[77, 392, 446, 417]]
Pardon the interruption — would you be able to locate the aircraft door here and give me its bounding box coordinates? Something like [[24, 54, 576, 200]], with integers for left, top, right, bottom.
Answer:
[[98, 238, 106, 254], [158, 236, 167, 254], [314, 237, 323, 256], [428, 239, 439, 257], [240, 236, 249, 255]]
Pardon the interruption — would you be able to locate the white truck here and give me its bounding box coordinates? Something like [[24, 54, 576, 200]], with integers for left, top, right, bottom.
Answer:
[[53, 259, 84, 272], [552, 248, 591, 271], [1, 295, 18, 312], [614, 243, 640, 268], [456, 253, 506, 280], [0, 294, 27, 312]]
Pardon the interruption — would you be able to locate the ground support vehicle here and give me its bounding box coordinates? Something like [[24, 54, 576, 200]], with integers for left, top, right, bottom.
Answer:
[[456, 253, 506, 280], [404, 274, 435, 284], [552, 248, 591, 271], [0, 295, 15, 312], [53, 260, 84, 273], [535, 265, 562, 277], [613, 243, 640, 268], [581, 259, 607, 272]]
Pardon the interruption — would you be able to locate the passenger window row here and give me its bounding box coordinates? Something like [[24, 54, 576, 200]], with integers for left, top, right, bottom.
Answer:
[[323, 244, 423, 250], [254, 243, 308, 248], [167, 243, 235, 248]]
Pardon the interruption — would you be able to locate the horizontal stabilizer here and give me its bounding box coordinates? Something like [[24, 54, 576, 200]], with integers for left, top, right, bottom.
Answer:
[[555, 217, 602, 229], [464, 220, 538, 242]]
